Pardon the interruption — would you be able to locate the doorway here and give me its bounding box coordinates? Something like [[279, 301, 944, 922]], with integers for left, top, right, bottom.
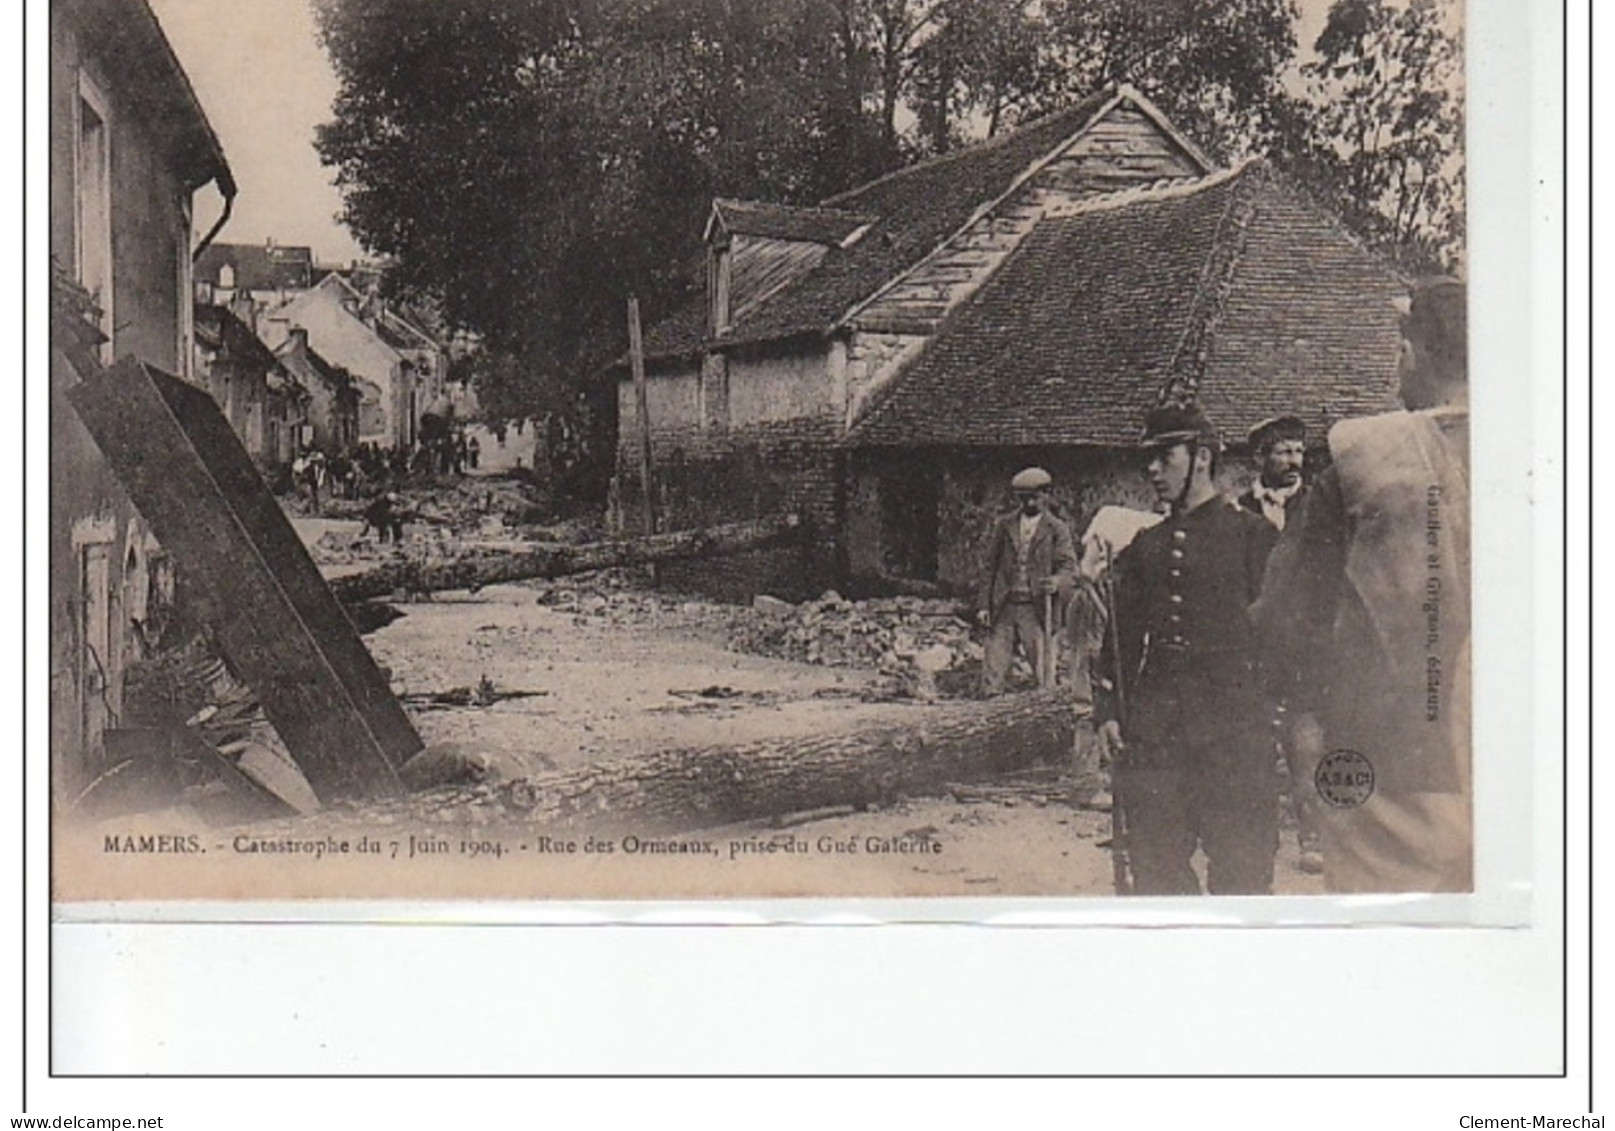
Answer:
[[881, 464, 940, 582]]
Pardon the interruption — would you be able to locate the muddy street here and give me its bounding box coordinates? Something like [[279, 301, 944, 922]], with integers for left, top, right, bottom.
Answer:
[[277, 516, 1326, 900]]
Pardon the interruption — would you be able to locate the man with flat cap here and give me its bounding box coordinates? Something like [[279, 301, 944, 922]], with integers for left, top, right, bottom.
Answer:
[[977, 467, 1077, 696], [1238, 416, 1309, 531], [1096, 405, 1281, 895]]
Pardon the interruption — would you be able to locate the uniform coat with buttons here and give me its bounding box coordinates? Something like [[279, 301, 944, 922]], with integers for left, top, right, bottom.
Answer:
[[1099, 495, 1280, 895]]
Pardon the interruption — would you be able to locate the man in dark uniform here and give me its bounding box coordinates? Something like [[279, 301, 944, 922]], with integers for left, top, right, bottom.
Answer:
[[1096, 405, 1281, 895]]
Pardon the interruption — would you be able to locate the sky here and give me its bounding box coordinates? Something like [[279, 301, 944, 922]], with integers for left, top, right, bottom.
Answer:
[[144, 0, 1405, 267], [149, 0, 366, 264]]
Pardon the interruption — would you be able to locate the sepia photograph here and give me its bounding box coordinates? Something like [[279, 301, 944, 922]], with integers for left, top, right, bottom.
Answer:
[[45, 0, 1485, 908]]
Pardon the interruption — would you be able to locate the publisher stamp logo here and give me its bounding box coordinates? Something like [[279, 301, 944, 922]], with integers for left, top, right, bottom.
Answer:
[[1315, 749, 1375, 808]]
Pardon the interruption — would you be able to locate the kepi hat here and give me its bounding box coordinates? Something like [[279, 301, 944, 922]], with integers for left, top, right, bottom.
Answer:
[[1139, 404, 1222, 453]]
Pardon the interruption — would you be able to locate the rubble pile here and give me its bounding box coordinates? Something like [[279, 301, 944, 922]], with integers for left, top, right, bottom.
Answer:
[[531, 569, 732, 630], [308, 524, 466, 566], [728, 591, 984, 693], [402, 476, 572, 534], [305, 507, 603, 569], [293, 471, 581, 543]]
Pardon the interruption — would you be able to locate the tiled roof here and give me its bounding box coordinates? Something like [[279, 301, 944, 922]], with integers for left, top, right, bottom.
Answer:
[[639, 88, 1119, 361], [848, 165, 1405, 448], [65, 0, 235, 195], [194, 303, 281, 372], [274, 336, 353, 392], [711, 199, 875, 246], [196, 243, 315, 291], [1195, 184, 1408, 436]]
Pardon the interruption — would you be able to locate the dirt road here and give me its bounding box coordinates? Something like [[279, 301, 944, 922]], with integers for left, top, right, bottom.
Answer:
[[326, 561, 1324, 899]]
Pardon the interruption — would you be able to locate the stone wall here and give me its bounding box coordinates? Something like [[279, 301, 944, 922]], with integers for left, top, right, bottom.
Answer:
[[617, 348, 843, 601], [728, 351, 833, 427], [844, 331, 928, 424], [848, 446, 1271, 596]]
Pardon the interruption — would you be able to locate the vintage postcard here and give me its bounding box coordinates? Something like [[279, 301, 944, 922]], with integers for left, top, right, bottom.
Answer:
[[45, 0, 1510, 913]]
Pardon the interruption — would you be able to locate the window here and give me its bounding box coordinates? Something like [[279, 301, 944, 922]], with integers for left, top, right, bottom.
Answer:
[[74, 76, 113, 362]]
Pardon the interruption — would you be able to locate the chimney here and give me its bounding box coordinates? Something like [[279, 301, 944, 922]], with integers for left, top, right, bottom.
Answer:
[[288, 327, 310, 356]]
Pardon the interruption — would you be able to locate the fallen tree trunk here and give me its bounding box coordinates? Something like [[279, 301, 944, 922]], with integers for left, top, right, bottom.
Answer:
[[330, 513, 803, 603], [477, 689, 1076, 832]]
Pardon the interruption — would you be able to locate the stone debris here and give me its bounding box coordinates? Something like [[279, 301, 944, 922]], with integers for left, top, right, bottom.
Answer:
[[529, 570, 735, 630], [304, 475, 602, 567], [399, 742, 497, 791], [727, 590, 985, 695]]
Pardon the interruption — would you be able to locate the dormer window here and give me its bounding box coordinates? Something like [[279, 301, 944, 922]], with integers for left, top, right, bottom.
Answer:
[[699, 197, 876, 340], [707, 234, 733, 337]]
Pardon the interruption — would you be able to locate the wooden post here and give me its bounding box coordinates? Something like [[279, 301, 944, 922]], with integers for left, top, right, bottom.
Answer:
[[627, 297, 655, 535], [1041, 590, 1057, 689]]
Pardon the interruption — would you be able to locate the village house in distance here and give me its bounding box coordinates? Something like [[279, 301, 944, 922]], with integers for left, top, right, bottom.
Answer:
[[191, 297, 310, 469], [621, 84, 1406, 600], [196, 243, 448, 452]]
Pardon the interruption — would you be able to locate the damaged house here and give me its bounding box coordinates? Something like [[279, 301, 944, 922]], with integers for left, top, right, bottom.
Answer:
[[49, 0, 236, 791], [618, 84, 1406, 599]]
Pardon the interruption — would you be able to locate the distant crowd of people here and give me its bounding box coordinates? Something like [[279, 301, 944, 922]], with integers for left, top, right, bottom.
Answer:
[[288, 433, 481, 516]]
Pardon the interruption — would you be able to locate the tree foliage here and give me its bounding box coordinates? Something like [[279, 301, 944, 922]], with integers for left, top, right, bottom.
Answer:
[[314, 0, 1465, 440], [315, 0, 888, 374], [1045, 0, 1302, 158], [1296, 0, 1464, 271]]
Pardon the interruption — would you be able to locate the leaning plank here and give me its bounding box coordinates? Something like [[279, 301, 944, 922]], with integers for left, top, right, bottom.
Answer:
[[66, 359, 415, 803], [485, 689, 1076, 832], [330, 513, 804, 603]]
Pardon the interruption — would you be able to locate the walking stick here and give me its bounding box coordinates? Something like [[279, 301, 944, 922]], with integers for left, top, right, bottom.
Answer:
[[1040, 590, 1056, 689], [1100, 552, 1134, 895]]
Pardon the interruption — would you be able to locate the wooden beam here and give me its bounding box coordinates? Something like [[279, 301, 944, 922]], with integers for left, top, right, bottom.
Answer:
[[385, 690, 1078, 833], [329, 514, 804, 604], [66, 359, 415, 803]]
